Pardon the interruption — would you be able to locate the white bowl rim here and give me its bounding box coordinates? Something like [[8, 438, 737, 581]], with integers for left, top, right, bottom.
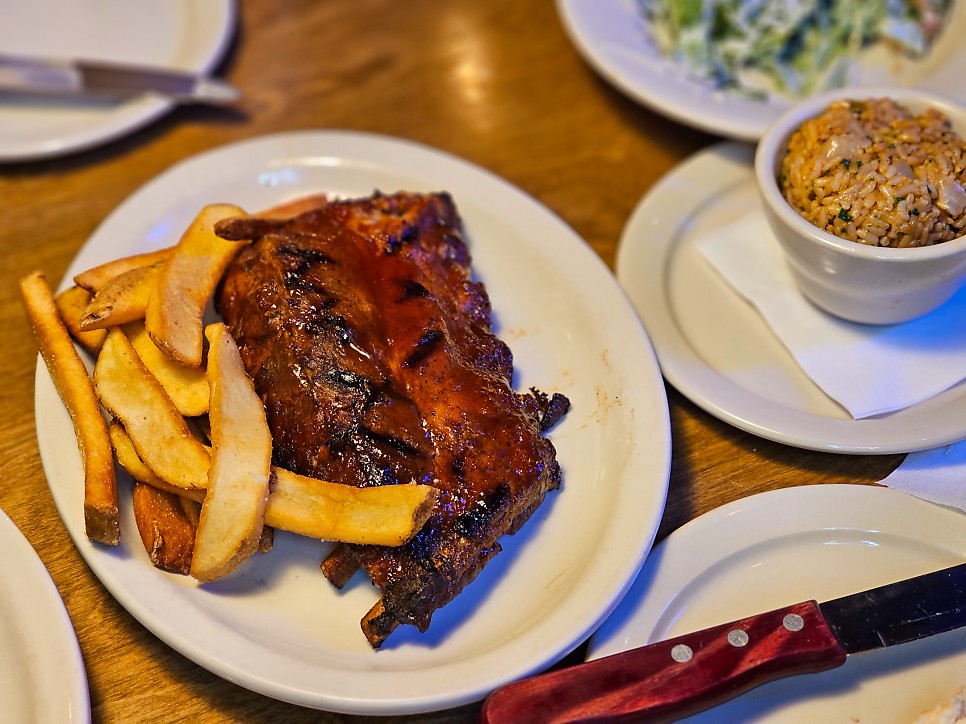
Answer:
[[755, 84, 966, 263]]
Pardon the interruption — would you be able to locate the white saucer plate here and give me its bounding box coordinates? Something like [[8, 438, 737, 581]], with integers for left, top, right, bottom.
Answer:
[[0, 509, 89, 723], [0, 0, 236, 162], [617, 141, 966, 454], [33, 130, 671, 714], [588, 484, 966, 722]]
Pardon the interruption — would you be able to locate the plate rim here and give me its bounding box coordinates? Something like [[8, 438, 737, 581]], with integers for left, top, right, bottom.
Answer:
[[589, 483, 966, 654], [0, 509, 90, 724], [0, 0, 237, 163], [34, 129, 672, 714], [617, 140, 966, 454]]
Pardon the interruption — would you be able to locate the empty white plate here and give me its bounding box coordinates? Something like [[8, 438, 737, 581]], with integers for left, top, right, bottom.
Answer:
[[0, 0, 236, 161]]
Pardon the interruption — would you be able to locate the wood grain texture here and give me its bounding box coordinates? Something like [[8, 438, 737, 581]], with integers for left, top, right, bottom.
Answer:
[[0, 1, 904, 721]]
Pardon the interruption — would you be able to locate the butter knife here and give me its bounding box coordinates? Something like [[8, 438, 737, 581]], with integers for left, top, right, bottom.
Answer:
[[0, 54, 239, 105]]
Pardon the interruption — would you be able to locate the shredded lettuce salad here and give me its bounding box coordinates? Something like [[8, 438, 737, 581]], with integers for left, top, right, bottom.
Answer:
[[638, 0, 952, 98]]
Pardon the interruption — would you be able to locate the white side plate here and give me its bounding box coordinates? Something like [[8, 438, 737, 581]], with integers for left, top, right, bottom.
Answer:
[[617, 141, 966, 454], [0, 0, 236, 162], [588, 484, 966, 722], [0, 509, 89, 723]]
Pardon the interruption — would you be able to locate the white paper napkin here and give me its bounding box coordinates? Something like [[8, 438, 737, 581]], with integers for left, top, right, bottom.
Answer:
[[879, 441, 966, 514], [696, 212, 966, 419]]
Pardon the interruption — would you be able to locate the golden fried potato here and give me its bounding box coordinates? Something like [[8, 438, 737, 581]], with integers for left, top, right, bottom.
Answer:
[[108, 421, 205, 503], [21, 271, 119, 545], [94, 329, 210, 490], [271, 468, 437, 546], [73, 247, 171, 293], [179, 496, 202, 528], [79, 262, 160, 331], [132, 482, 197, 575], [54, 285, 107, 356], [190, 323, 272, 582], [144, 204, 247, 367], [110, 417, 437, 548], [123, 321, 209, 417]]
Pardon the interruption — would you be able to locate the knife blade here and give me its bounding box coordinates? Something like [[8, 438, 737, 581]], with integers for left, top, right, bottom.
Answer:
[[481, 561, 966, 723], [0, 54, 239, 105]]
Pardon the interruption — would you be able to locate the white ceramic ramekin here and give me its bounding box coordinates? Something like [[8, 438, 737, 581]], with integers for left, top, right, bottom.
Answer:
[[755, 86, 966, 325]]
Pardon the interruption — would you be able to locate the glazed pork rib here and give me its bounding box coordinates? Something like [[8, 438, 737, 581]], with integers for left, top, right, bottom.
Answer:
[[215, 191, 569, 646]]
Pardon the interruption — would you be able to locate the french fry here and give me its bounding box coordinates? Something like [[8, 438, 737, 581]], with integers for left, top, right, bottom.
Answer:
[[132, 481, 197, 575], [108, 421, 204, 503], [257, 525, 275, 553], [123, 321, 209, 417], [111, 421, 436, 546], [190, 323, 272, 582], [145, 204, 247, 367], [73, 247, 171, 293], [54, 285, 107, 355], [179, 496, 202, 528], [94, 329, 210, 490], [271, 468, 437, 546], [78, 263, 160, 331], [20, 271, 119, 545]]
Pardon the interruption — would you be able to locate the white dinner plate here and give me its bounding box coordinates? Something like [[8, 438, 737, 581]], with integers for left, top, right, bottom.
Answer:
[[587, 484, 966, 723], [617, 141, 966, 454], [33, 130, 671, 714], [556, 0, 966, 141], [0, 508, 89, 723], [0, 0, 236, 162]]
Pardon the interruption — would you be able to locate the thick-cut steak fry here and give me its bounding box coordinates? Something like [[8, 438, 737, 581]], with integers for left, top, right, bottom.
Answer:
[[216, 191, 568, 646]]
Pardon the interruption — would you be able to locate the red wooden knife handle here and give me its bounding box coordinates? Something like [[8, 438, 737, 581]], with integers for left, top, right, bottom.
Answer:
[[480, 600, 847, 723]]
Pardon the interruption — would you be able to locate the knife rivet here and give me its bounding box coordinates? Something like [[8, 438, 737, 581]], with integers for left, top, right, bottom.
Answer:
[[670, 644, 693, 663], [783, 614, 805, 632], [727, 629, 749, 647]]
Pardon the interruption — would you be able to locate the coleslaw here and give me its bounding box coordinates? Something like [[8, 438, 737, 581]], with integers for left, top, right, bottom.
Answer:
[[638, 0, 952, 98]]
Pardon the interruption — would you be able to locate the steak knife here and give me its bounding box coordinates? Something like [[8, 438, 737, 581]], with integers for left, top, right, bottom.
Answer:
[[481, 561, 966, 723], [0, 54, 239, 105]]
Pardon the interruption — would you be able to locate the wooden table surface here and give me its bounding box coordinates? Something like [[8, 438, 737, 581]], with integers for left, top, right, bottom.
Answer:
[[0, 2, 906, 722]]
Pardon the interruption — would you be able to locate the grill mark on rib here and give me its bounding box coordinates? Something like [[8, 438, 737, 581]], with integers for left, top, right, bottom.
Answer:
[[277, 244, 335, 275], [323, 366, 373, 394], [385, 223, 420, 255], [279, 244, 334, 295], [400, 279, 430, 300], [284, 274, 326, 294], [403, 329, 443, 368], [298, 310, 352, 339], [355, 452, 403, 488], [456, 483, 512, 538], [360, 427, 424, 457]]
